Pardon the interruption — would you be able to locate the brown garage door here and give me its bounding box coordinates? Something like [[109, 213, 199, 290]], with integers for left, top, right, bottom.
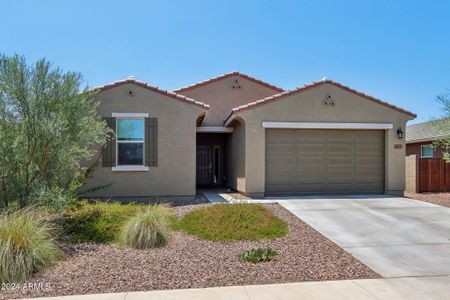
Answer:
[[265, 129, 385, 195]]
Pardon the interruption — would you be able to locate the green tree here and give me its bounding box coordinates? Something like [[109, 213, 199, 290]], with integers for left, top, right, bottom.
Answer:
[[432, 92, 450, 161], [0, 54, 109, 210]]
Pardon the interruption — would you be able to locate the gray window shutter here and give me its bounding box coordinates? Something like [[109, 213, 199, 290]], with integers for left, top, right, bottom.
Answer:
[[145, 118, 158, 166], [102, 117, 116, 167]]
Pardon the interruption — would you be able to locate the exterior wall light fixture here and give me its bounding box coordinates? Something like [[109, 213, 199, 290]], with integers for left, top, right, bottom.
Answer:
[[397, 127, 404, 139]]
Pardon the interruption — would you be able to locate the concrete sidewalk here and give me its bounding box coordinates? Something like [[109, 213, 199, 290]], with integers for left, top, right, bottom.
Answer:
[[19, 276, 450, 300]]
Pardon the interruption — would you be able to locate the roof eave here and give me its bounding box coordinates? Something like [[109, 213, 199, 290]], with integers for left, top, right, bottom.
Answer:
[[228, 80, 416, 118], [94, 78, 210, 110], [406, 135, 449, 144]]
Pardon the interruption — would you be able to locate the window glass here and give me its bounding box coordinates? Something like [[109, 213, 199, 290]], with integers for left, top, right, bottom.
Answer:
[[421, 145, 433, 158], [117, 119, 144, 141], [117, 118, 145, 166], [118, 143, 144, 165]]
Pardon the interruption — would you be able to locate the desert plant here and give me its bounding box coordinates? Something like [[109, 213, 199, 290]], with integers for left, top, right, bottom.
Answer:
[[61, 200, 143, 243], [240, 247, 277, 263], [120, 205, 173, 249], [0, 208, 63, 283], [175, 203, 288, 242], [0, 54, 110, 209]]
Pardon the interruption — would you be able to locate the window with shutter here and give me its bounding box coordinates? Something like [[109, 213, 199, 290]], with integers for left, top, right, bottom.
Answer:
[[103, 115, 157, 171]]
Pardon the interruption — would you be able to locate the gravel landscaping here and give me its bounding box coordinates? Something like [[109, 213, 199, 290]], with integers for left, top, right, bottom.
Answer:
[[405, 192, 450, 208], [1, 204, 379, 299]]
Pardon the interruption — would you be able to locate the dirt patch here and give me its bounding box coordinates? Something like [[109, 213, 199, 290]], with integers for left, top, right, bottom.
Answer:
[[405, 192, 450, 208], [1, 204, 379, 299]]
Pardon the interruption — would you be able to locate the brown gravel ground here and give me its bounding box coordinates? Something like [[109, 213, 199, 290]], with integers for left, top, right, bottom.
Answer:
[[405, 192, 450, 208], [1, 204, 379, 299]]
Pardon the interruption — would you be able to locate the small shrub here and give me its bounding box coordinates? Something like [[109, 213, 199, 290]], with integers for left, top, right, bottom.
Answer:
[[61, 200, 143, 243], [240, 247, 277, 263], [0, 208, 63, 283], [120, 205, 173, 249], [175, 204, 287, 242]]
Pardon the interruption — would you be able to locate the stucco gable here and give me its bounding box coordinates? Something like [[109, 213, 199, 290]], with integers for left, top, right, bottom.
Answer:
[[173, 71, 284, 94], [95, 77, 210, 110], [175, 72, 283, 126], [225, 80, 416, 125]]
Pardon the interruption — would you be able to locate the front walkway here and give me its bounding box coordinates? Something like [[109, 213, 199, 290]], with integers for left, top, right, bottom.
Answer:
[[19, 276, 450, 300], [197, 188, 228, 203], [276, 195, 450, 277]]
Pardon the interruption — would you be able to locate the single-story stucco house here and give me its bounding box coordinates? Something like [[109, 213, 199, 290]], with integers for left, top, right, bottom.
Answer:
[[83, 71, 416, 199]]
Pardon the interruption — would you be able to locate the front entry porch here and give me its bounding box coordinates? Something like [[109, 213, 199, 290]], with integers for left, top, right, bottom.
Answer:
[[196, 133, 228, 187]]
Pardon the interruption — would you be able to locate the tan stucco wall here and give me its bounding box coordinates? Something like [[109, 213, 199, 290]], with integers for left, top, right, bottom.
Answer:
[[225, 119, 246, 191], [83, 83, 205, 198], [405, 155, 417, 193], [179, 75, 280, 126], [233, 83, 414, 196]]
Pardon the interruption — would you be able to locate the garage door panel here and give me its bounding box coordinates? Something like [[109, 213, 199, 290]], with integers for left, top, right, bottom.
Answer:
[[297, 144, 326, 154], [357, 158, 384, 167], [354, 183, 384, 193], [266, 171, 296, 181], [297, 183, 326, 193], [266, 129, 384, 195], [297, 158, 325, 167], [327, 172, 354, 182], [326, 183, 355, 192], [297, 173, 325, 183], [266, 183, 298, 193], [298, 130, 326, 140], [328, 156, 354, 165], [327, 145, 354, 154], [356, 147, 384, 155]]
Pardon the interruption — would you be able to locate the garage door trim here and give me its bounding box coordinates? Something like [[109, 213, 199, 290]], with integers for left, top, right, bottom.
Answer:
[[262, 121, 393, 130]]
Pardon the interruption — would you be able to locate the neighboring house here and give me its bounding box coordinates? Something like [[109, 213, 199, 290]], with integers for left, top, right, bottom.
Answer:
[[405, 121, 449, 193], [83, 71, 416, 199], [406, 121, 446, 159]]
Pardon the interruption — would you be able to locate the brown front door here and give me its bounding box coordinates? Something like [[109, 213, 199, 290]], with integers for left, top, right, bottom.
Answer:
[[197, 146, 213, 185]]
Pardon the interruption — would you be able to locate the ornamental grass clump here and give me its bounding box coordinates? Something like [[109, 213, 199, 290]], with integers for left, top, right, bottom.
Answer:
[[0, 208, 63, 283], [120, 205, 173, 249]]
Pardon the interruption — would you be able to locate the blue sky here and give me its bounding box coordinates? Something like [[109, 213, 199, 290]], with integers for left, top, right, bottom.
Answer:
[[1, 0, 449, 124]]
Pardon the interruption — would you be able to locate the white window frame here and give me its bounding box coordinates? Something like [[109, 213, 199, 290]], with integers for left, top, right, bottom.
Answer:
[[421, 144, 433, 158], [112, 116, 148, 172]]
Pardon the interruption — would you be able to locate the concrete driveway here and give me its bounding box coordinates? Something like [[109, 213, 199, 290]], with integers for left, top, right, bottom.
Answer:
[[276, 195, 450, 278]]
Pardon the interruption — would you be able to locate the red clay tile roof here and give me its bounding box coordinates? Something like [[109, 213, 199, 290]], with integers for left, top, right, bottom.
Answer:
[[224, 79, 416, 124], [173, 71, 284, 94], [94, 77, 210, 109]]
